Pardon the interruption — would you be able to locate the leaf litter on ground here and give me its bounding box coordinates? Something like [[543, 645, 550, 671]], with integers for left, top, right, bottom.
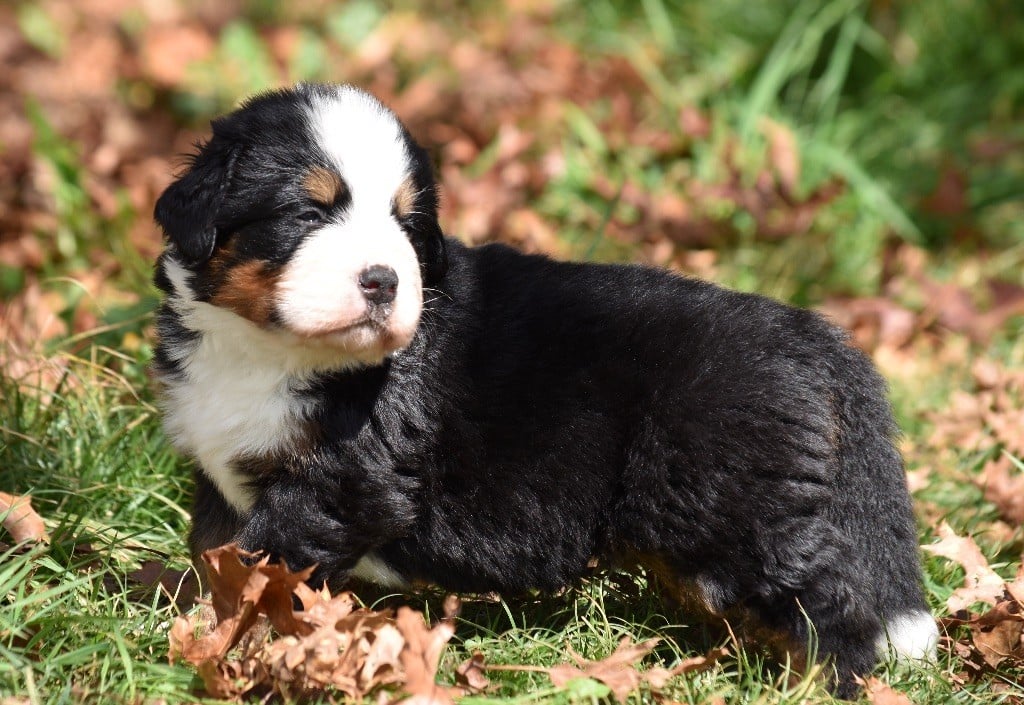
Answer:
[[484, 635, 727, 702], [169, 544, 449, 701], [923, 524, 1024, 684], [170, 544, 729, 702]]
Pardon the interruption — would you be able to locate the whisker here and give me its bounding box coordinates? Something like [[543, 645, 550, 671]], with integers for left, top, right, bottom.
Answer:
[[421, 287, 454, 303]]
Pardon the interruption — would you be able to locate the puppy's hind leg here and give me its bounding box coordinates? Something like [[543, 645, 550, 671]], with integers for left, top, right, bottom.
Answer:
[[831, 346, 938, 669], [778, 566, 887, 699], [797, 344, 938, 695]]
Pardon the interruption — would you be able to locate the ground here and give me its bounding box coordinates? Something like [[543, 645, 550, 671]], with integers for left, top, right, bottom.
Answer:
[[0, 1, 1022, 703]]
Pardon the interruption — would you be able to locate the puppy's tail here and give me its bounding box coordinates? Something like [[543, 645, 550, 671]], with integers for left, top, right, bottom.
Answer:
[[830, 342, 937, 663]]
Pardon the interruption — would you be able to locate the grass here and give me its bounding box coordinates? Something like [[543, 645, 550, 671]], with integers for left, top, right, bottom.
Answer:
[[0, 355, 195, 702], [2, 0, 1023, 702]]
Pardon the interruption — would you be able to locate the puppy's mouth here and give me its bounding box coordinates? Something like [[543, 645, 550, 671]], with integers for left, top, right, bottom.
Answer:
[[306, 317, 382, 339], [301, 305, 391, 336], [294, 314, 412, 354]]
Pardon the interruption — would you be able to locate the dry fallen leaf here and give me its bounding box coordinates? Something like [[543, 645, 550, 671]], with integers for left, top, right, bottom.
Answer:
[[940, 596, 1024, 675], [931, 532, 1024, 680], [546, 637, 660, 702], [491, 637, 726, 702], [642, 647, 729, 690], [0, 492, 48, 544], [261, 596, 406, 698], [394, 606, 457, 705], [971, 614, 1023, 669], [922, 523, 1006, 611], [860, 676, 914, 705], [169, 544, 461, 702], [454, 652, 489, 693], [979, 454, 1024, 527], [169, 545, 295, 668]]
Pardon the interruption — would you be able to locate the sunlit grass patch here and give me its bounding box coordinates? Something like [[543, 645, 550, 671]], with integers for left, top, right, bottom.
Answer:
[[0, 344, 197, 703]]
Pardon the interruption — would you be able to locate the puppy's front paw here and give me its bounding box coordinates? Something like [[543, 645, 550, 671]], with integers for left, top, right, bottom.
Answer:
[[233, 509, 362, 589]]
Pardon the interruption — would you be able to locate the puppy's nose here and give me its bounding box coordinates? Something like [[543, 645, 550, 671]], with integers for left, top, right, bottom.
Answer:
[[358, 265, 398, 305]]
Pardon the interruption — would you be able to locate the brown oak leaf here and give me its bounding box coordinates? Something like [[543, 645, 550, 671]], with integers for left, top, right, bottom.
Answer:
[[860, 676, 913, 705], [393, 606, 457, 705], [454, 652, 489, 693], [940, 595, 1024, 674], [980, 454, 1024, 527], [922, 523, 1005, 611], [549, 637, 660, 702], [0, 492, 48, 544], [971, 614, 1024, 669], [491, 639, 726, 701], [642, 647, 729, 690], [170, 545, 463, 701]]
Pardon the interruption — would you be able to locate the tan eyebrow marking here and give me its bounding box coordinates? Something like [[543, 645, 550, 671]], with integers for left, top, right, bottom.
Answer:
[[303, 166, 346, 206], [393, 175, 417, 218]]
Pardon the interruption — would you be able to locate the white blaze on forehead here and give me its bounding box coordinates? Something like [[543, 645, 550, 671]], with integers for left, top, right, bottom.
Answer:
[[308, 86, 412, 207]]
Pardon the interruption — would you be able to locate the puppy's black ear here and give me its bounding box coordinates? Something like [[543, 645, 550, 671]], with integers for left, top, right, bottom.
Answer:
[[422, 222, 449, 286], [154, 137, 238, 266]]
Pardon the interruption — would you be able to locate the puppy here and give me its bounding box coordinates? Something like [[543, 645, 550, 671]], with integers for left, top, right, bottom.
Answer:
[[152, 83, 936, 697]]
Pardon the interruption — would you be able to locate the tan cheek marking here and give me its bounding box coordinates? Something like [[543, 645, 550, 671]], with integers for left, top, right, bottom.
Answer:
[[304, 166, 345, 205], [393, 176, 417, 218], [210, 261, 279, 326]]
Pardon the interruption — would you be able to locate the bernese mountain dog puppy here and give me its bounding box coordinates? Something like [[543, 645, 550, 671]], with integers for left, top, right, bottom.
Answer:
[[152, 83, 936, 697]]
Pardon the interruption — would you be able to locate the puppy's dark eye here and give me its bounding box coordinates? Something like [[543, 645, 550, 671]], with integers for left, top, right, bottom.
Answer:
[[297, 210, 324, 224]]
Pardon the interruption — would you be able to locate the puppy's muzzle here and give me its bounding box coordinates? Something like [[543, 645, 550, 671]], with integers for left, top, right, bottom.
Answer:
[[358, 265, 399, 307]]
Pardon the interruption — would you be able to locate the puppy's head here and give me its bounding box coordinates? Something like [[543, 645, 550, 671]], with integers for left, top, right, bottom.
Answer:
[[155, 84, 446, 363]]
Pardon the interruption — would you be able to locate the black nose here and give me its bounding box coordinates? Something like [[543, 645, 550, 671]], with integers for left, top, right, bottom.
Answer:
[[358, 265, 398, 305]]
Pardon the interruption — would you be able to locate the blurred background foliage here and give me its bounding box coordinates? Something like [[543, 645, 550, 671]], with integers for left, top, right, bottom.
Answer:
[[2, 1, 1024, 701], [2, 0, 1022, 321]]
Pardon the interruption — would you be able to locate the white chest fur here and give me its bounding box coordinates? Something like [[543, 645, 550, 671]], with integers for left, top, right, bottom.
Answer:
[[160, 336, 317, 513], [159, 259, 345, 513]]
